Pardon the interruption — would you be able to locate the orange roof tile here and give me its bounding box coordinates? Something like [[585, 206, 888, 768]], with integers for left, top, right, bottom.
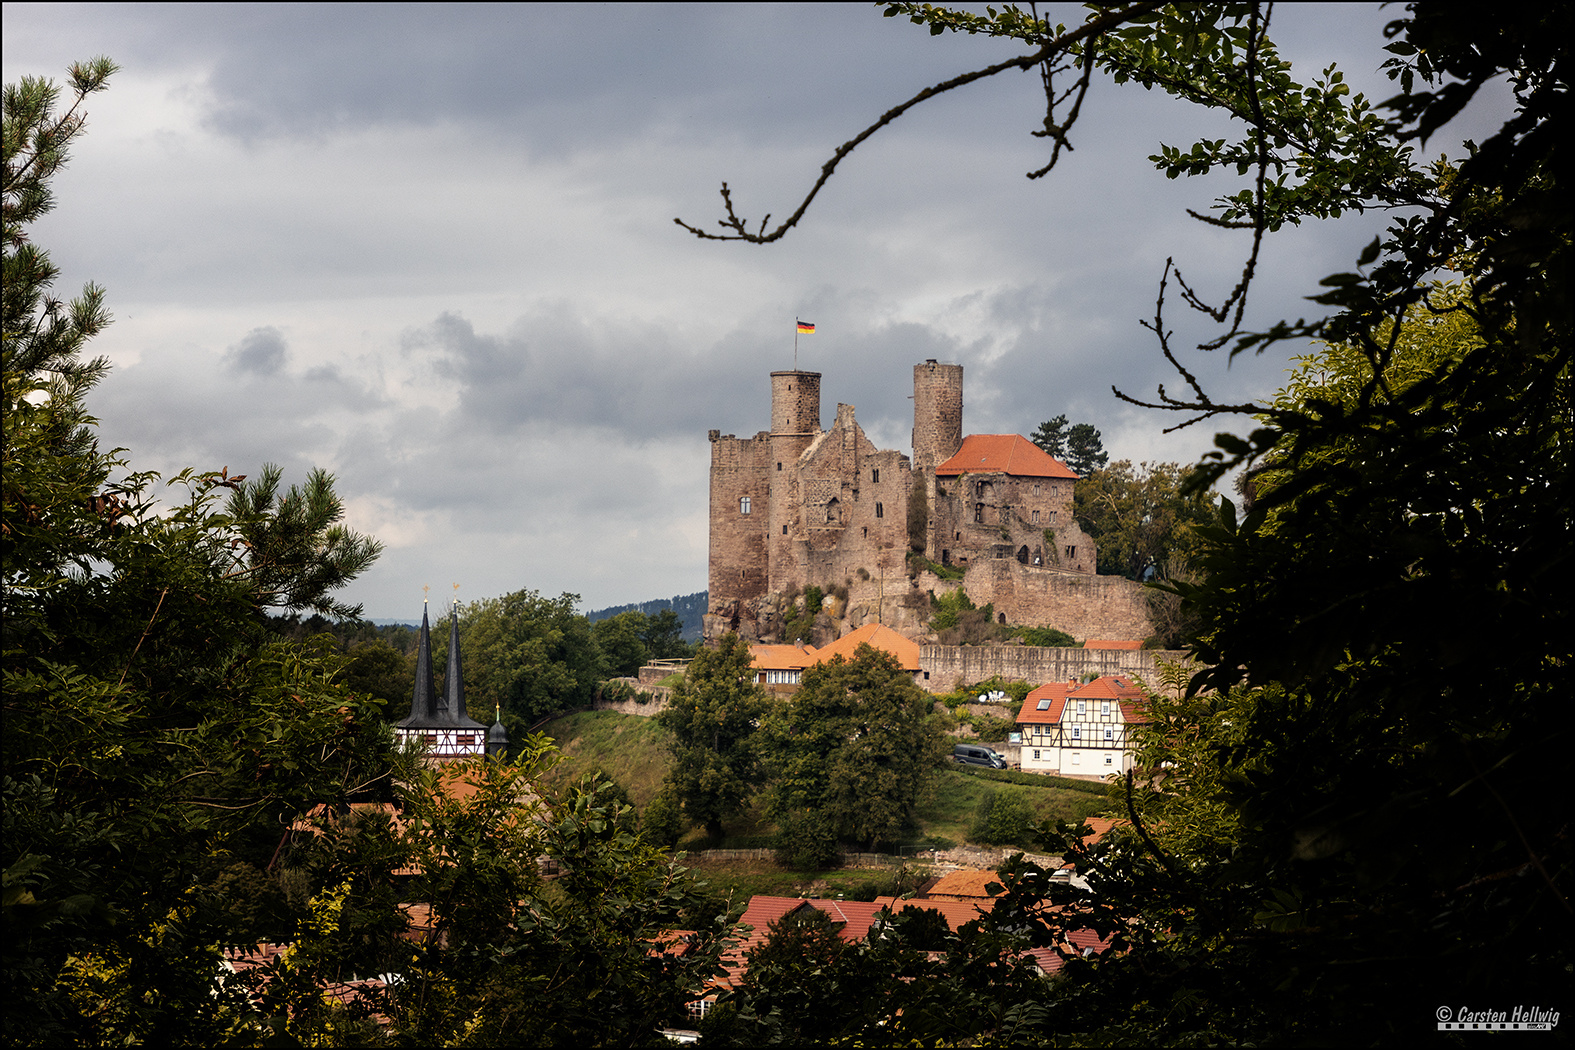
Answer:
[[923, 869, 1009, 901], [750, 642, 819, 670], [1018, 680, 1076, 724], [935, 434, 1079, 479], [1084, 639, 1143, 650], [811, 623, 921, 671]]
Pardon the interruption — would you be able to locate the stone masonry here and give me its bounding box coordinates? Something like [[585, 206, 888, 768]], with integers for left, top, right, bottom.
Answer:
[[706, 361, 1151, 645]]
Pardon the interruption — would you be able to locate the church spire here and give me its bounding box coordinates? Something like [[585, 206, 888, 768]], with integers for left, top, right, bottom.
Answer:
[[406, 601, 438, 723], [444, 598, 468, 724]]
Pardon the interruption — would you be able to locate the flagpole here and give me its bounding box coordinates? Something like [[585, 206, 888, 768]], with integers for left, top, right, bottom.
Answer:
[[794, 319, 799, 370]]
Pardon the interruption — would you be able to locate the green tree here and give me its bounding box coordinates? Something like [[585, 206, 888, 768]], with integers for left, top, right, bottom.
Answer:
[[641, 607, 693, 660], [761, 643, 945, 851], [1028, 414, 1107, 475], [454, 588, 603, 731], [1073, 459, 1213, 581], [1063, 422, 1107, 476], [223, 463, 384, 620], [1028, 413, 1069, 458], [656, 633, 769, 839], [3, 61, 409, 1045], [680, 3, 1571, 1042], [592, 609, 649, 677]]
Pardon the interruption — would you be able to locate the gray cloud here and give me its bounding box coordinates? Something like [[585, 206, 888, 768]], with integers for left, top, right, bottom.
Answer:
[[224, 326, 289, 376]]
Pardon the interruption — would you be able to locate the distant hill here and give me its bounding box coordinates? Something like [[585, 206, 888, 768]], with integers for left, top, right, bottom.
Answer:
[[585, 590, 707, 642]]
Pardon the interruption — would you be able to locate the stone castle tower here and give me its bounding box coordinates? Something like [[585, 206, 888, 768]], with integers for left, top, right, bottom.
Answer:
[[705, 360, 1121, 645]]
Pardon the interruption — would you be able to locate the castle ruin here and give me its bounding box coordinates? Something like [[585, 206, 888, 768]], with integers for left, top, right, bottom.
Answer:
[[705, 361, 1152, 645]]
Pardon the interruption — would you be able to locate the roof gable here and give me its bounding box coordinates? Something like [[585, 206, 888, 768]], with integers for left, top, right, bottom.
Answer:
[[812, 623, 921, 670], [935, 434, 1079, 479]]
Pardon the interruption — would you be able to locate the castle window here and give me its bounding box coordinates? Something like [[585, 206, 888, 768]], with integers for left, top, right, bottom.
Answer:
[[783, 525, 788, 535], [975, 481, 984, 497], [740, 496, 751, 515], [1032, 509, 1040, 525], [1065, 545, 1077, 560], [875, 502, 884, 518], [974, 503, 984, 523], [1017, 545, 1029, 564], [1033, 483, 1041, 496], [872, 468, 880, 483], [1049, 511, 1057, 524], [777, 462, 782, 471]]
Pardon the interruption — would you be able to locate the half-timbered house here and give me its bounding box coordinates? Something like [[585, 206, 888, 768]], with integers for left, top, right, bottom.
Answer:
[[1015, 674, 1149, 776]]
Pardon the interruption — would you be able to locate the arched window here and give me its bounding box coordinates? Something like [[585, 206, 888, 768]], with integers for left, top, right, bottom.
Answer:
[[1017, 545, 1030, 564]]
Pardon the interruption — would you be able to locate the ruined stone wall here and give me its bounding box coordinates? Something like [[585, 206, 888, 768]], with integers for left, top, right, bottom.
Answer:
[[932, 565, 1152, 641], [920, 644, 1192, 693], [708, 430, 771, 616], [929, 471, 1092, 575]]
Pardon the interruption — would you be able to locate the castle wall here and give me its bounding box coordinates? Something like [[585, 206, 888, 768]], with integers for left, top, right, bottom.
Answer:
[[919, 644, 1192, 694], [707, 430, 771, 619], [921, 566, 1152, 643]]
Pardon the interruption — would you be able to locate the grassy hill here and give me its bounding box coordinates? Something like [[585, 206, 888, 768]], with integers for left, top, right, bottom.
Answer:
[[536, 709, 1116, 850], [536, 710, 674, 808]]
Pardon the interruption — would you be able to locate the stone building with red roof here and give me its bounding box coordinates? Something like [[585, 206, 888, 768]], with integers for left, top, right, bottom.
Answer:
[[706, 360, 1145, 646]]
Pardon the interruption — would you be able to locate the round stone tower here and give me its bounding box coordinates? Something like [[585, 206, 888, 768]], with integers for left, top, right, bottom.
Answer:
[[770, 370, 822, 444], [912, 359, 963, 470], [768, 371, 821, 597]]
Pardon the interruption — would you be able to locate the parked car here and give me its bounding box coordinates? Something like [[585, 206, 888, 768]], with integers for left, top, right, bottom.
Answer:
[[952, 743, 1008, 769]]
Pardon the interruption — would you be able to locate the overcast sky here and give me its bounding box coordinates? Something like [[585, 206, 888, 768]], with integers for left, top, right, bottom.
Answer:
[[4, 3, 1509, 618]]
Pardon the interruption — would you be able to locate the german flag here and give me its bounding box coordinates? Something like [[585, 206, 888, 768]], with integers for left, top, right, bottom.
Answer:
[[796, 321, 816, 334]]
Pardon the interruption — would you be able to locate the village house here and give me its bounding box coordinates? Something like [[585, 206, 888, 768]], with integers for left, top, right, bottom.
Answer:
[[1016, 675, 1150, 777]]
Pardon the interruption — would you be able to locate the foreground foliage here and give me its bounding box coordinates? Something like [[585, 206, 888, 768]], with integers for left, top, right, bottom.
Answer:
[[683, 2, 1571, 1044]]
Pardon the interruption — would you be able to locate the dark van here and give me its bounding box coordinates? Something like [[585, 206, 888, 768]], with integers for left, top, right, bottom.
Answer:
[[952, 743, 1008, 769]]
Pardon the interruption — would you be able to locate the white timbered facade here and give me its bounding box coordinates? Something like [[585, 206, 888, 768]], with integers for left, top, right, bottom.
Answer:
[[1015, 675, 1149, 776]]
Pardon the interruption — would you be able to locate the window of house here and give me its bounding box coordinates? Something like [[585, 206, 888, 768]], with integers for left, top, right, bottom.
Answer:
[[1033, 749, 1041, 761], [1037, 698, 1051, 710], [1105, 755, 1114, 765], [1072, 727, 1082, 740], [1102, 701, 1111, 715], [1104, 728, 1114, 741], [875, 502, 884, 518], [1077, 700, 1086, 715], [739, 496, 751, 515]]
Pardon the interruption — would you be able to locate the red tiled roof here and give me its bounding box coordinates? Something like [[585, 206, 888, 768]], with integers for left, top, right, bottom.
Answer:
[[811, 623, 921, 671], [1084, 639, 1143, 650], [751, 642, 818, 670], [1018, 680, 1076, 724], [935, 434, 1079, 479], [1018, 675, 1150, 725]]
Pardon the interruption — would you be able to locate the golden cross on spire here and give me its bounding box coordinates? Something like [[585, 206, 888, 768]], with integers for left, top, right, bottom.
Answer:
[[422, 584, 430, 603]]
